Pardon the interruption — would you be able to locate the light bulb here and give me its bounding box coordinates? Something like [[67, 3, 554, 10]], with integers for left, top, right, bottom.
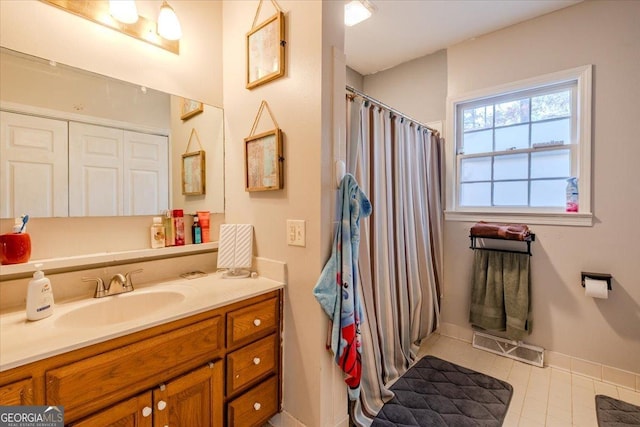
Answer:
[[109, 0, 138, 24], [157, 1, 182, 41]]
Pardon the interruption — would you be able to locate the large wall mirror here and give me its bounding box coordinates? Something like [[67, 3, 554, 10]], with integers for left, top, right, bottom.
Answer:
[[0, 47, 224, 219]]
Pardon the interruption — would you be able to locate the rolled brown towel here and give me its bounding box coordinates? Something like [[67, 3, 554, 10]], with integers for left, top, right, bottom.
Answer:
[[470, 221, 531, 241]]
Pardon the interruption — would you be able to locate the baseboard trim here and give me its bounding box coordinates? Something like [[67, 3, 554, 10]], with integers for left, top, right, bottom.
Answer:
[[436, 322, 640, 392]]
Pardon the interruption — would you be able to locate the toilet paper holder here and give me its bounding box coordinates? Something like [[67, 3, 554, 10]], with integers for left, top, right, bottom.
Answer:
[[581, 272, 612, 290]]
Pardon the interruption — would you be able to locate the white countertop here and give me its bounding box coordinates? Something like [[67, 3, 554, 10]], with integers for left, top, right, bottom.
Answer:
[[0, 272, 284, 372]]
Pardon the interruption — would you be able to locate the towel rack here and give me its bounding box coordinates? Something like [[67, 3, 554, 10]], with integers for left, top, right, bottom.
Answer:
[[469, 234, 536, 256]]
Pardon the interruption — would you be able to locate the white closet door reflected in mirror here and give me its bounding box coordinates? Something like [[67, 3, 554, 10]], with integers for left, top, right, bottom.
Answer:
[[69, 122, 168, 217], [0, 111, 69, 218]]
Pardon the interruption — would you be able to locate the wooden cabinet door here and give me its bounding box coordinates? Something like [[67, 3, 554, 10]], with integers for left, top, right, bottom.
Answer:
[[153, 361, 224, 427], [0, 378, 33, 405], [0, 111, 68, 218], [69, 391, 153, 427]]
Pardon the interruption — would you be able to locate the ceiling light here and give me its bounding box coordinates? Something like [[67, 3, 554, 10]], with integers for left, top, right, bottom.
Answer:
[[41, 0, 179, 54], [345, 0, 375, 27], [109, 0, 138, 24], [157, 1, 182, 41]]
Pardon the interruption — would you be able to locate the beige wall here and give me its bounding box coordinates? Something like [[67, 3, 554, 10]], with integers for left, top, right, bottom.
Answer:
[[444, 1, 640, 373], [0, 49, 170, 130], [346, 66, 364, 90], [352, 1, 639, 375], [363, 49, 447, 124], [222, 1, 347, 426], [0, 0, 224, 255]]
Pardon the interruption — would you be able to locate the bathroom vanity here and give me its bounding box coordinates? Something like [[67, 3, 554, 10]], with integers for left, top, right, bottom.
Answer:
[[0, 273, 283, 427]]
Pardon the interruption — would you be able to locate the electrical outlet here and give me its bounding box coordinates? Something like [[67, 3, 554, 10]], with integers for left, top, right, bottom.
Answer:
[[286, 220, 306, 247]]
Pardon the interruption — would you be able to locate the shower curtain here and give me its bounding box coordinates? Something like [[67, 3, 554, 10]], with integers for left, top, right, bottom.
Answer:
[[346, 94, 444, 426]]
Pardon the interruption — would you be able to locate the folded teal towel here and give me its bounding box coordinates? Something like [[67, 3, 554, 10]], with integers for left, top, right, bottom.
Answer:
[[469, 249, 530, 341]]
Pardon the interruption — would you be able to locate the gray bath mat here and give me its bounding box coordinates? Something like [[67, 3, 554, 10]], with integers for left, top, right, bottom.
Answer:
[[372, 355, 513, 426], [596, 395, 640, 426]]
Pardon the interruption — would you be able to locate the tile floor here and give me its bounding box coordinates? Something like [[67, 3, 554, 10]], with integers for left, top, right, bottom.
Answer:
[[417, 334, 640, 427]]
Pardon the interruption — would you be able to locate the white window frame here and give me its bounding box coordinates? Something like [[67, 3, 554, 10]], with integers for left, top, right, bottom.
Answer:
[[444, 65, 593, 226]]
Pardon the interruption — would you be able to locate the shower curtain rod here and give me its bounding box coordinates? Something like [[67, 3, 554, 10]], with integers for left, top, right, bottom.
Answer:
[[346, 85, 440, 136]]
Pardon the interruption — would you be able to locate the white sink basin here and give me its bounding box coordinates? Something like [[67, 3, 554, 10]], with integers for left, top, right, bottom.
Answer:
[[55, 291, 186, 328]]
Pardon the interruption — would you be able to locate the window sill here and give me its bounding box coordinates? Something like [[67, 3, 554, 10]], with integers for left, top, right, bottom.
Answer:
[[444, 210, 593, 227]]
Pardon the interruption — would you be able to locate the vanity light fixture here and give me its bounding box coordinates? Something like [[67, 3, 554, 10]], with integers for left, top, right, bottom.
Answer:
[[157, 1, 182, 41], [39, 0, 180, 54], [109, 0, 138, 24], [345, 0, 376, 27]]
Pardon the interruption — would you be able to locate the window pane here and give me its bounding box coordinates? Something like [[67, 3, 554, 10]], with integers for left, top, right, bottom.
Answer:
[[532, 90, 571, 121], [495, 98, 529, 127], [531, 149, 570, 178], [462, 129, 492, 154], [494, 153, 528, 180], [495, 124, 529, 151], [531, 118, 570, 145], [460, 157, 492, 182], [463, 105, 494, 131], [460, 182, 491, 207], [493, 181, 528, 206], [530, 179, 566, 207]]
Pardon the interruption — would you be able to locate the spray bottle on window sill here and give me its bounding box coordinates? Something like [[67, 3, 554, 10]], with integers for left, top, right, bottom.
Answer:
[[566, 177, 579, 212]]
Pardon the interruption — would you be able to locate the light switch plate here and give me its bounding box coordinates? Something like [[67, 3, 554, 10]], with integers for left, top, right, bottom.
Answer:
[[286, 220, 306, 247]]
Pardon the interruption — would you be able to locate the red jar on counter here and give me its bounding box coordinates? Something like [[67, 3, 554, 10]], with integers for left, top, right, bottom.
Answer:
[[0, 232, 31, 265]]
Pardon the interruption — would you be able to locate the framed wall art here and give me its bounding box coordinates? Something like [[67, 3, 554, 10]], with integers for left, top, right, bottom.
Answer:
[[246, 8, 285, 90], [181, 98, 204, 121], [245, 128, 283, 191], [182, 129, 206, 195]]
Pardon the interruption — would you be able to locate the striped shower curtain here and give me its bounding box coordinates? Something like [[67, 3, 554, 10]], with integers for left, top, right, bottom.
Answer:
[[346, 95, 443, 425]]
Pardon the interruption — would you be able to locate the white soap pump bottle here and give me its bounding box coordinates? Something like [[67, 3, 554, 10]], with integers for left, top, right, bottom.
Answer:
[[26, 263, 54, 321]]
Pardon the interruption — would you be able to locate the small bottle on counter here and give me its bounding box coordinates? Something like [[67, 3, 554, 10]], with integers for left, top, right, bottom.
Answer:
[[163, 210, 175, 247], [150, 216, 166, 249], [192, 215, 202, 244], [173, 209, 185, 246], [197, 211, 210, 243]]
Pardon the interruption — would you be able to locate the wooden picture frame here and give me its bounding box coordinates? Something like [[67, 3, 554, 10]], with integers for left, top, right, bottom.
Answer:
[[246, 11, 285, 90], [182, 150, 206, 195], [244, 129, 283, 191], [181, 99, 204, 121]]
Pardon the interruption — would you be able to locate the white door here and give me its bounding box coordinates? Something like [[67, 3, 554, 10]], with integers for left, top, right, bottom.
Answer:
[[69, 122, 124, 216], [123, 131, 169, 215], [0, 111, 68, 218]]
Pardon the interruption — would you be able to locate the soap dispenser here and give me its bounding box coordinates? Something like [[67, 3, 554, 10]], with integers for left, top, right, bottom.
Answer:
[[26, 263, 54, 321]]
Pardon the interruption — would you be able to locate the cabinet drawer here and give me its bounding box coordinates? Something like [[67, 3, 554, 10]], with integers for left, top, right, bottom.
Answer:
[[227, 376, 278, 427], [46, 316, 223, 421], [227, 298, 278, 348], [227, 334, 277, 396]]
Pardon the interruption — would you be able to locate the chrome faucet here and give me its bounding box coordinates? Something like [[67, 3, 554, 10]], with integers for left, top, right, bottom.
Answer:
[[82, 269, 143, 298]]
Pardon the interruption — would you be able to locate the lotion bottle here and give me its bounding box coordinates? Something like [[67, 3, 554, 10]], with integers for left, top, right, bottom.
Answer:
[[26, 263, 54, 321], [150, 216, 166, 249]]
